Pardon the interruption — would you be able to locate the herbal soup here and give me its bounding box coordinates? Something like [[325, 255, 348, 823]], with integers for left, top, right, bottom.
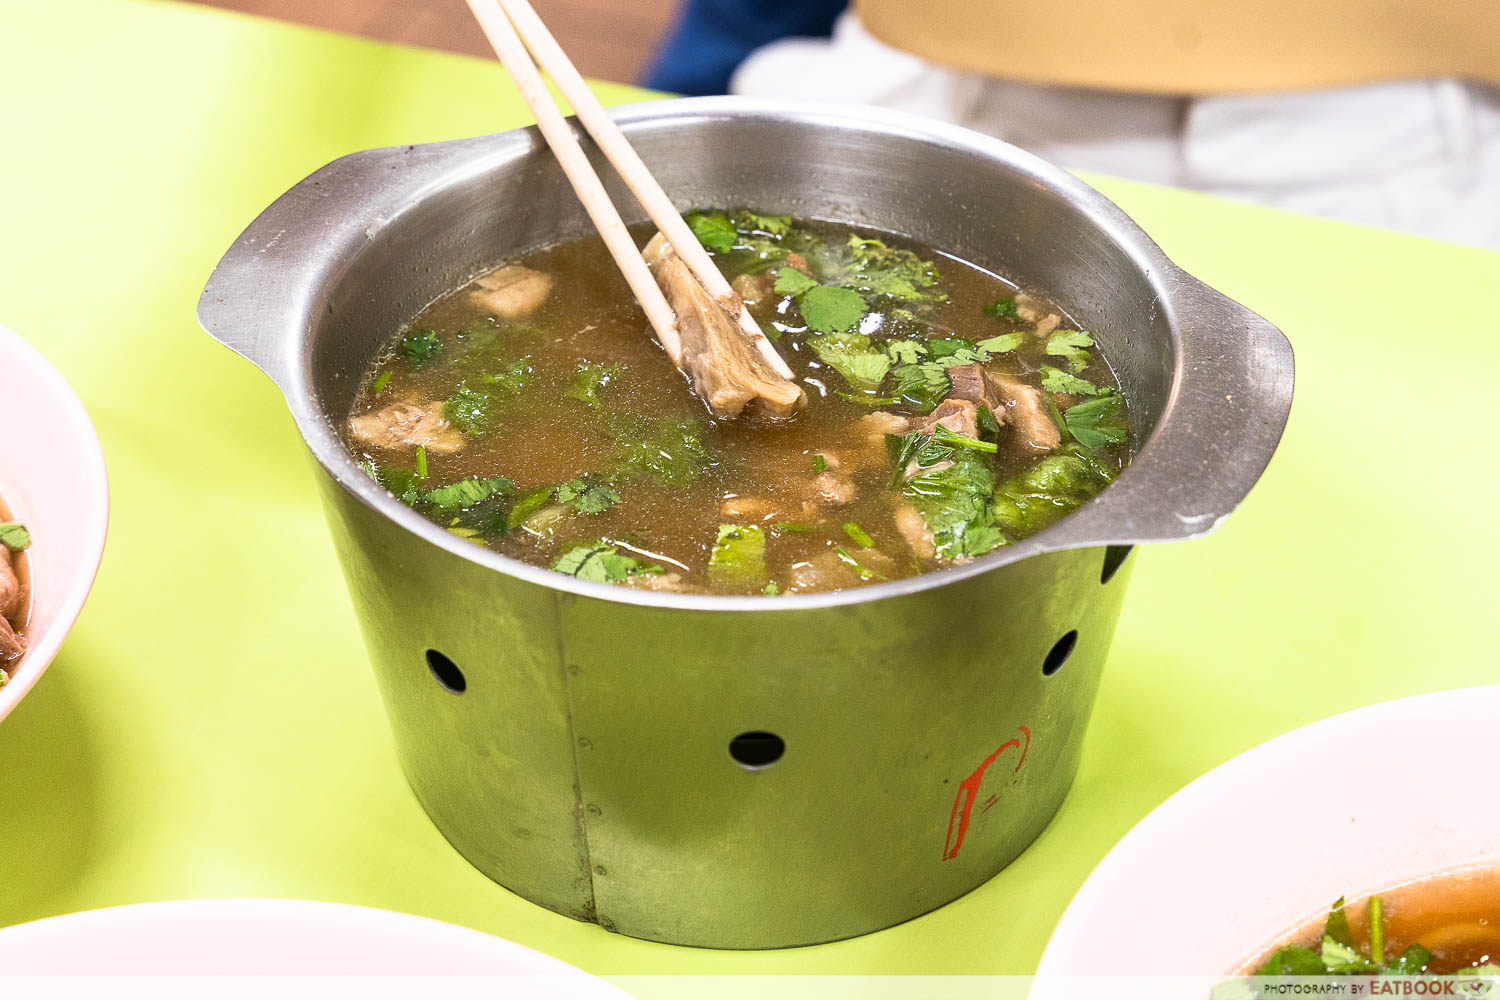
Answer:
[[1249, 870, 1500, 977], [343, 211, 1131, 595]]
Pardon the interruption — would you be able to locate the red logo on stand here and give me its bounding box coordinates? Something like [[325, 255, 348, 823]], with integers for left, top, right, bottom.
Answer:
[[942, 725, 1031, 861]]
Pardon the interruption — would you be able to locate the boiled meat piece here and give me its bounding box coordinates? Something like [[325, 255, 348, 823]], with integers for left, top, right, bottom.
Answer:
[[894, 502, 936, 560], [946, 363, 1006, 414], [904, 398, 982, 479], [946, 363, 1060, 454], [642, 234, 805, 419], [470, 264, 553, 320], [989, 377, 1061, 454], [349, 401, 464, 453]]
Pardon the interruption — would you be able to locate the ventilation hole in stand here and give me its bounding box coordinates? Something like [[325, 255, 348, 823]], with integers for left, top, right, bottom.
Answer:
[[1043, 630, 1078, 676], [729, 731, 785, 770], [426, 649, 466, 694], [1101, 544, 1134, 584]]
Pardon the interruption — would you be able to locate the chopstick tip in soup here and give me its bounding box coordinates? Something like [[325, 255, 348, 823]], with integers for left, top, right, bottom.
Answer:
[[341, 210, 1132, 595]]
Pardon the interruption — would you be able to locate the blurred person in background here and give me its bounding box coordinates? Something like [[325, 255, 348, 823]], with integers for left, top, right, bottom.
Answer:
[[646, 0, 1500, 250]]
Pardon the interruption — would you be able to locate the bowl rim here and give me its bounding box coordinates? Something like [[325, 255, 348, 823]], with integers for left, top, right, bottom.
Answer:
[[200, 96, 1293, 612], [1035, 685, 1500, 980], [0, 322, 110, 722]]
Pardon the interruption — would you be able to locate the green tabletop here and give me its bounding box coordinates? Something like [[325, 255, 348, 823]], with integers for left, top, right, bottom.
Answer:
[[2, 0, 1498, 977]]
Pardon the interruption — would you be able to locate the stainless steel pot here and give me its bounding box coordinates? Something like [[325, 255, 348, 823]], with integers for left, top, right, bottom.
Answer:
[[198, 97, 1292, 949]]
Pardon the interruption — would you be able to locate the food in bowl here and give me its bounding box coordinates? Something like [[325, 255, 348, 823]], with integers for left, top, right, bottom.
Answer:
[[1251, 871, 1500, 977], [0, 498, 31, 681], [342, 210, 1131, 594]]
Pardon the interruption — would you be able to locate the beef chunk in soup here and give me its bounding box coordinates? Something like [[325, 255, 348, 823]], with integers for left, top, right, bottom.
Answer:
[[349, 401, 464, 453], [469, 264, 553, 320], [342, 210, 1131, 595], [990, 377, 1061, 454], [893, 502, 937, 559], [854, 412, 911, 461], [643, 234, 806, 419], [946, 363, 1005, 414], [906, 399, 982, 479]]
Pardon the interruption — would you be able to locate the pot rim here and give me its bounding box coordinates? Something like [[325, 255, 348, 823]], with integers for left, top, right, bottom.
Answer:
[[198, 96, 1294, 612]]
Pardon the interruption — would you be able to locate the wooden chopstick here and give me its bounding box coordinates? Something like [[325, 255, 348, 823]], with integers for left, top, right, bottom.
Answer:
[[464, 0, 683, 366], [483, 0, 799, 382]]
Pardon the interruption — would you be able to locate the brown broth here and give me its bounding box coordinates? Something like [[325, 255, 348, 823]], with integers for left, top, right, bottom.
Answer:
[[343, 217, 1130, 594], [1246, 869, 1500, 974]]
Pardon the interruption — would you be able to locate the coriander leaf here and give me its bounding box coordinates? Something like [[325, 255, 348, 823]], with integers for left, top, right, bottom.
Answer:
[[685, 212, 736, 252], [507, 486, 555, 530], [422, 476, 514, 515], [1040, 365, 1109, 396], [1383, 945, 1433, 975], [1062, 395, 1128, 450], [1045, 330, 1095, 372], [375, 465, 420, 506], [371, 370, 392, 393], [977, 403, 1003, 440], [933, 424, 998, 453], [925, 338, 972, 359], [0, 523, 31, 551], [890, 362, 951, 412], [1257, 946, 1328, 976], [762, 581, 781, 595], [984, 297, 1018, 318], [904, 454, 1006, 560], [734, 211, 792, 236], [553, 543, 664, 584], [842, 522, 875, 547], [886, 339, 928, 364], [772, 268, 817, 296], [991, 445, 1116, 539], [566, 361, 623, 408], [708, 524, 768, 590], [976, 333, 1023, 354], [482, 357, 532, 393], [1321, 935, 1378, 975], [885, 430, 934, 484], [604, 413, 714, 485], [443, 384, 492, 435], [924, 337, 991, 366], [839, 235, 945, 304], [807, 331, 890, 390], [727, 234, 790, 273], [1324, 897, 1356, 950], [799, 285, 867, 334], [399, 329, 442, 367], [555, 476, 621, 515]]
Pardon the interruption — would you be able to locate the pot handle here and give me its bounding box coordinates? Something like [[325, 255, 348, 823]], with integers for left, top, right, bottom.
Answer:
[[196, 212, 313, 393], [1046, 273, 1294, 549], [196, 146, 413, 392]]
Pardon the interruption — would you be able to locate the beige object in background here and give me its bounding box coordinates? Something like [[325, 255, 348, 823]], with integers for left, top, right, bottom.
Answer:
[[858, 0, 1500, 95]]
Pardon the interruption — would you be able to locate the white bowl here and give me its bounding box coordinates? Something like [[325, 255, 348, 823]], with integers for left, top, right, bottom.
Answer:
[[0, 322, 108, 721], [0, 898, 626, 994], [1038, 686, 1500, 985]]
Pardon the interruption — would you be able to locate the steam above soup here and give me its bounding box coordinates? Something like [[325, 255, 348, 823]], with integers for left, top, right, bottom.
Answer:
[[343, 211, 1131, 594]]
